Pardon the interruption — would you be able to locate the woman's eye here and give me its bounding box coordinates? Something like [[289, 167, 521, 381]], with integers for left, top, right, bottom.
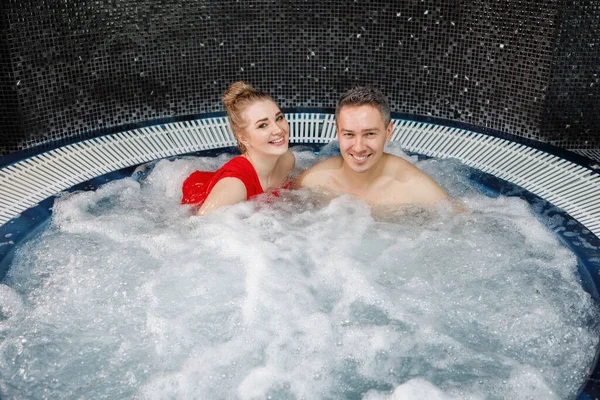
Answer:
[[258, 123, 268, 129], [276, 115, 284, 121]]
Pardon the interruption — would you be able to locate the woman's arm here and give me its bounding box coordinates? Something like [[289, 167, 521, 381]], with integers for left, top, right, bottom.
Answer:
[[195, 177, 247, 216]]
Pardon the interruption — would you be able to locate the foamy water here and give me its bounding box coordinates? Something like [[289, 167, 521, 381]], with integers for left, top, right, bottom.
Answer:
[[0, 143, 598, 399]]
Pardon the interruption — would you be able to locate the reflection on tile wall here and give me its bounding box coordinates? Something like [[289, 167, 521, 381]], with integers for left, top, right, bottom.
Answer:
[[542, 0, 600, 150], [0, 4, 22, 151], [0, 0, 598, 156]]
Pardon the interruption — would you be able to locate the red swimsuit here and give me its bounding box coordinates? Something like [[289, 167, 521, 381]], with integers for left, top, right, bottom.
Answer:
[[181, 156, 264, 205]]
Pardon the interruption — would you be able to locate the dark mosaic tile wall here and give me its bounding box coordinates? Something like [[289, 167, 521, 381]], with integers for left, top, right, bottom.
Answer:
[[542, 0, 600, 149], [0, 2, 23, 151], [0, 0, 597, 157]]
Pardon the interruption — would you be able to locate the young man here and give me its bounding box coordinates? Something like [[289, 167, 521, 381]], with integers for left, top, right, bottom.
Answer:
[[296, 86, 449, 206]]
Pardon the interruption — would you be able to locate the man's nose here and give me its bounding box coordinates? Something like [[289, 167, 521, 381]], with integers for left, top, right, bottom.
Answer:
[[354, 137, 366, 151]]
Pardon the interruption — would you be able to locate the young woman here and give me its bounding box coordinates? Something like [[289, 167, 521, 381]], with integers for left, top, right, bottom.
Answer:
[[181, 82, 295, 215]]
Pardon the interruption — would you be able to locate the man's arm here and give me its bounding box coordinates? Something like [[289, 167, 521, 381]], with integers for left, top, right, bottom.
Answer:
[[295, 162, 327, 188], [196, 178, 247, 215], [414, 173, 449, 204], [295, 168, 315, 188], [413, 172, 470, 212], [386, 157, 449, 205], [295, 156, 341, 189]]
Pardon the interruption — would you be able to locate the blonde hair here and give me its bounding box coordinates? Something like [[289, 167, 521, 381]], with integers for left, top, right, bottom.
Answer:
[[222, 82, 273, 154]]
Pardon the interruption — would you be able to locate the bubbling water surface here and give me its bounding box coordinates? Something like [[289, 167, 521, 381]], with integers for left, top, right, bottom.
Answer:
[[0, 144, 599, 399]]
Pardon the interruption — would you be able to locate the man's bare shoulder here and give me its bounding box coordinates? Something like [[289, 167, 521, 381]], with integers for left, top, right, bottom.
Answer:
[[296, 156, 343, 188], [384, 153, 429, 180], [384, 153, 450, 203]]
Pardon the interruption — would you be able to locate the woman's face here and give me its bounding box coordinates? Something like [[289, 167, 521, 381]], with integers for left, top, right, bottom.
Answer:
[[239, 99, 289, 157]]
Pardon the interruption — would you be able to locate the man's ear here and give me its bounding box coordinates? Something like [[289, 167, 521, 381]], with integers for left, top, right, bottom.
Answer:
[[386, 121, 393, 141]]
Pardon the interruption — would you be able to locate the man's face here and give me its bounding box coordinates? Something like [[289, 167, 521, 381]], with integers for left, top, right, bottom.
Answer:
[[336, 105, 392, 174]]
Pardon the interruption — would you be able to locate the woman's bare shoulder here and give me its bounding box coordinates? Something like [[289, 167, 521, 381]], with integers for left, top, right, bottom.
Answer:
[[281, 150, 296, 170]]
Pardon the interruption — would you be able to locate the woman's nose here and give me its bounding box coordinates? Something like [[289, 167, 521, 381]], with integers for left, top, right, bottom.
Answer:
[[272, 121, 283, 133], [274, 121, 287, 135]]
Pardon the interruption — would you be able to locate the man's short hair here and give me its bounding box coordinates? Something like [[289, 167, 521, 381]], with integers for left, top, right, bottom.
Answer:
[[335, 86, 391, 126]]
